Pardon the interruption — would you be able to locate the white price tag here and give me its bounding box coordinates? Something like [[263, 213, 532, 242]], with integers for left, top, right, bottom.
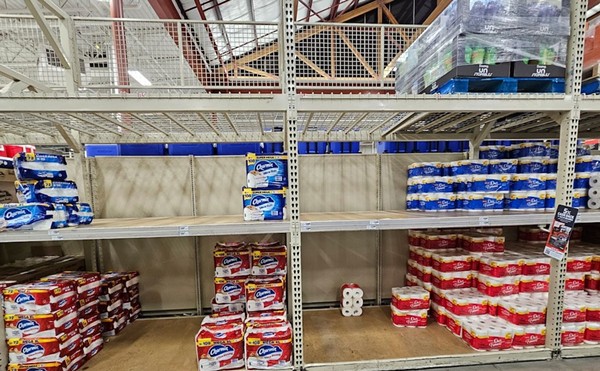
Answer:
[[367, 220, 379, 230], [478, 216, 490, 226], [179, 226, 190, 237], [301, 222, 311, 231], [48, 230, 63, 241]]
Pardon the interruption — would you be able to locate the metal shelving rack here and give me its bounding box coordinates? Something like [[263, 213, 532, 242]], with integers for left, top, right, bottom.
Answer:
[[0, 0, 598, 369]]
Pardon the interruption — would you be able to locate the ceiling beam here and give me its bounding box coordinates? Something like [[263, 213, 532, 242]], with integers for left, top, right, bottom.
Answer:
[[423, 0, 451, 25]]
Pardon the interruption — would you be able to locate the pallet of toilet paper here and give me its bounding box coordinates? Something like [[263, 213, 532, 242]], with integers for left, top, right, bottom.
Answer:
[[243, 154, 288, 222], [406, 142, 599, 212], [0, 152, 94, 231], [198, 240, 292, 370], [403, 227, 600, 350]]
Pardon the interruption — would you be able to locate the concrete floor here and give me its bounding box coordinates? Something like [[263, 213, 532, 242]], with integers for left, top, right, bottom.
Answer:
[[427, 357, 600, 371]]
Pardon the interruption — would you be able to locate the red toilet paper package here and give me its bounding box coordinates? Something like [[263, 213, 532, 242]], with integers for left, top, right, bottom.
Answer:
[[562, 323, 585, 346], [214, 277, 247, 304], [519, 276, 550, 293], [3, 281, 77, 315], [201, 312, 245, 327], [462, 324, 513, 351], [245, 321, 293, 370], [585, 322, 600, 344], [498, 299, 546, 325], [211, 298, 245, 314], [432, 251, 472, 273], [444, 290, 488, 316], [415, 264, 432, 283], [7, 329, 81, 364], [245, 276, 286, 312], [477, 274, 520, 297], [565, 273, 586, 291], [586, 273, 600, 291], [420, 232, 458, 250], [42, 271, 102, 300], [415, 248, 433, 267], [5, 305, 78, 338], [512, 325, 546, 348], [431, 302, 447, 326], [567, 254, 593, 273], [563, 301, 587, 323], [251, 245, 287, 276], [196, 323, 245, 371], [390, 306, 428, 328], [83, 332, 104, 358], [214, 245, 252, 278], [522, 257, 551, 275], [461, 234, 504, 253], [391, 286, 430, 310], [478, 256, 523, 277], [431, 270, 473, 290], [8, 349, 86, 371]]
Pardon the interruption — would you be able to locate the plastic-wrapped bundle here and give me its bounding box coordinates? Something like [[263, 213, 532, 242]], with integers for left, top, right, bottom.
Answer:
[[14, 153, 68, 181], [0, 203, 54, 229], [15, 180, 79, 204]]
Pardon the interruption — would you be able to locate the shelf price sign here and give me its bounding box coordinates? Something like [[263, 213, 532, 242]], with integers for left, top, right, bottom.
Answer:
[[543, 205, 579, 261]]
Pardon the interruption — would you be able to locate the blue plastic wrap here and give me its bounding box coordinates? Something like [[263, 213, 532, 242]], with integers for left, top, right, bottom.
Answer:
[[505, 191, 546, 210], [546, 159, 558, 173], [14, 181, 37, 203], [572, 189, 588, 209], [546, 174, 557, 190], [479, 146, 505, 160], [573, 173, 591, 189], [489, 159, 518, 174], [242, 188, 287, 221], [518, 157, 547, 174], [0, 203, 53, 229], [545, 190, 556, 210], [14, 153, 68, 181], [408, 162, 443, 177], [546, 145, 559, 158], [51, 204, 68, 229], [78, 203, 94, 225], [420, 176, 454, 193], [454, 176, 469, 192], [407, 178, 420, 194], [420, 193, 456, 212], [482, 193, 505, 211], [575, 156, 600, 173], [518, 142, 547, 157], [406, 194, 420, 210], [468, 175, 510, 193], [510, 174, 546, 191], [460, 193, 484, 211]]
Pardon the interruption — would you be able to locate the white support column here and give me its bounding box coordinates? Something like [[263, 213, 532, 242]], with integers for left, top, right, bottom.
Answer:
[[545, 0, 587, 356], [282, 0, 303, 368], [468, 122, 494, 159]]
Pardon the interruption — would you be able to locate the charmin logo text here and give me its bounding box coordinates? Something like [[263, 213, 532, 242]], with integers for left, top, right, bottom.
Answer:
[[257, 344, 283, 359], [16, 319, 40, 334], [255, 288, 276, 301], [255, 161, 279, 176], [251, 195, 276, 211], [208, 344, 235, 360], [14, 293, 35, 305], [21, 343, 45, 358], [259, 256, 278, 268], [222, 283, 242, 296], [222, 256, 242, 268], [5, 208, 31, 221]]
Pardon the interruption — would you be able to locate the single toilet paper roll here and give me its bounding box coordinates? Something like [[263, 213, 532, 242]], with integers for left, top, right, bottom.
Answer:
[[590, 188, 600, 198], [341, 283, 360, 299], [352, 287, 364, 298], [341, 298, 353, 308], [589, 198, 600, 210], [591, 174, 600, 187], [352, 307, 363, 317], [353, 298, 364, 308], [341, 307, 353, 317]]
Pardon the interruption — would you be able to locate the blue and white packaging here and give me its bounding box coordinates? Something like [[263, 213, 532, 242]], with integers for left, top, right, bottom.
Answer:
[[510, 174, 546, 191], [51, 203, 68, 229], [0, 203, 53, 229], [14, 181, 37, 203], [573, 189, 588, 209], [545, 190, 556, 211], [408, 162, 443, 177], [518, 142, 547, 158], [78, 203, 94, 225], [577, 147, 591, 157], [14, 153, 68, 181], [242, 187, 287, 221], [546, 159, 558, 173], [407, 178, 420, 194], [420, 176, 453, 193], [420, 193, 456, 212], [518, 157, 547, 174], [460, 193, 484, 212], [508, 144, 522, 159], [479, 146, 504, 160], [246, 153, 288, 189], [406, 194, 420, 211], [573, 173, 591, 189], [464, 160, 489, 175], [505, 191, 546, 211], [546, 174, 557, 190], [546, 145, 559, 159], [454, 176, 469, 192], [34, 180, 79, 204], [575, 156, 600, 173], [483, 193, 504, 211], [489, 159, 518, 174], [467, 174, 509, 193]]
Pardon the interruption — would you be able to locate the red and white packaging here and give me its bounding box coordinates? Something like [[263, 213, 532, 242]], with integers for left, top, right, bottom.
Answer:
[[390, 305, 428, 328], [84, 332, 104, 359], [430, 287, 446, 307], [80, 317, 102, 339], [518, 227, 548, 243], [478, 255, 523, 277], [461, 234, 505, 253], [407, 259, 419, 277], [245, 321, 293, 370], [444, 290, 488, 316], [487, 297, 501, 316], [415, 249, 433, 267], [563, 300, 587, 323], [101, 312, 127, 337], [498, 298, 546, 325], [214, 277, 247, 304], [462, 322, 513, 351], [408, 245, 420, 261], [246, 276, 286, 312], [477, 274, 520, 297], [431, 302, 447, 326], [584, 322, 600, 344], [202, 312, 245, 327], [5, 305, 78, 338], [522, 257, 551, 276], [421, 232, 458, 250], [214, 245, 252, 278], [340, 283, 364, 300], [211, 298, 245, 314], [408, 230, 423, 247], [99, 277, 123, 303], [567, 254, 593, 273], [3, 281, 77, 315], [562, 323, 586, 346], [592, 255, 600, 273], [512, 325, 546, 348], [7, 349, 85, 371], [405, 273, 418, 287], [445, 313, 466, 337], [585, 273, 600, 292], [586, 296, 600, 321], [245, 310, 287, 327], [8, 329, 81, 364], [431, 270, 473, 290], [565, 272, 586, 291], [391, 286, 430, 310], [431, 251, 472, 272], [251, 245, 287, 276], [196, 323, 245, 371], [42, 271, 102, 300], [415, 263, 432, 283], [520, 276, 550, 293], [99, 299, 123, 319]]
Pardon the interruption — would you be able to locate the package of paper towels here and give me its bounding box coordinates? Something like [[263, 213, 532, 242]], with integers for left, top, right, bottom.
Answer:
[[15, 180, 79, 204], [246, 153, 288, 189], [14, 152, 68, 181], [242, 187, 287, 221]]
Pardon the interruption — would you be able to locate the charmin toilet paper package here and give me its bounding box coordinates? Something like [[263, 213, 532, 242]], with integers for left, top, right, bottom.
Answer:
[[42, 271, 102, 299], [4, 306, 78, 338], [391, 286, 430, 310], [15, 180, 79, 204], [245, 276, 286, 312], [251, 245, 287, 276], [213, 244, 251, 278], [242, 187, 287, 221], [246, 153, 288, 189], [245, 321, 293, 370], [3, 281, 76, 315], [196, 323, 245, 371], [201, 312, 246, 327], [14, 153, 68, 181], [7, 329, 81, 364], [214, 277, 247, 304], [0, 203, 55, 230]]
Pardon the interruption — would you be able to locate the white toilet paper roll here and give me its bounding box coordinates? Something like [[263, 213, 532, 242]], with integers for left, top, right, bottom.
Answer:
[[341, 307, 353, 317], [590, 188, 600, 198], [352, 307, 363, 317], [341, 288, 354, 299], [591, 174, 600, 187], [353, 298, 363, 308], [589, 198, 600, 210], [352, 288, 364, 298], [341, 298, 353, 308]]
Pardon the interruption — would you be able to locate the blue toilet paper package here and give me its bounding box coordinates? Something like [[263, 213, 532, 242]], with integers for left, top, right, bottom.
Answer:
[[407, 178, 419, 194], [546, 174, 557, 190], [518, 158, 547, 174], [450, 160, 489, 176], [51, 203, 68, 229], [0, 203, 53, 229], [14, 181, 37, 203], [246, 153, 288, 189], [546, 145, 559, 159], [505, 191, 545, 211], [406, 195, 419, 211], [479, 146, 504, 160], [547, 159, 558, 173], [14, 153, 68, 181], [573, 173, 591, 189], [468, 175, 509, 193], [78, 203, 94, 225], [408, 162, 443, 177], [460, 193, 484, 211], [242, 187, 287, 221], [508, 144, 522, 159], [489, 159, 518, 174], [420, 193, 456, 212], [454, 176, 469, 192], [577, 148, 591, 157], [482, 193, 504, 211], [572, 189, 588, 209], [575, 156, 600, 173], [518, 143, 547, 158], [510, 174, 546, 191], [545, 191, 556, 210], [15, 180, 79, 204], [420, 176, 454, 193]]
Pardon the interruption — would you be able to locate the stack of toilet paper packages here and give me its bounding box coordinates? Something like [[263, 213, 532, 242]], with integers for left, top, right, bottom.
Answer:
[[406, 142, 598, 212], [390, 286, 430, 328], [404, 227, 600, 350], [0, 152, 94, 231], [201, 240, 292, 370], [340, 283, 364, 317], [98, 271, 141, 338], [243, 153, 288, 221]]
